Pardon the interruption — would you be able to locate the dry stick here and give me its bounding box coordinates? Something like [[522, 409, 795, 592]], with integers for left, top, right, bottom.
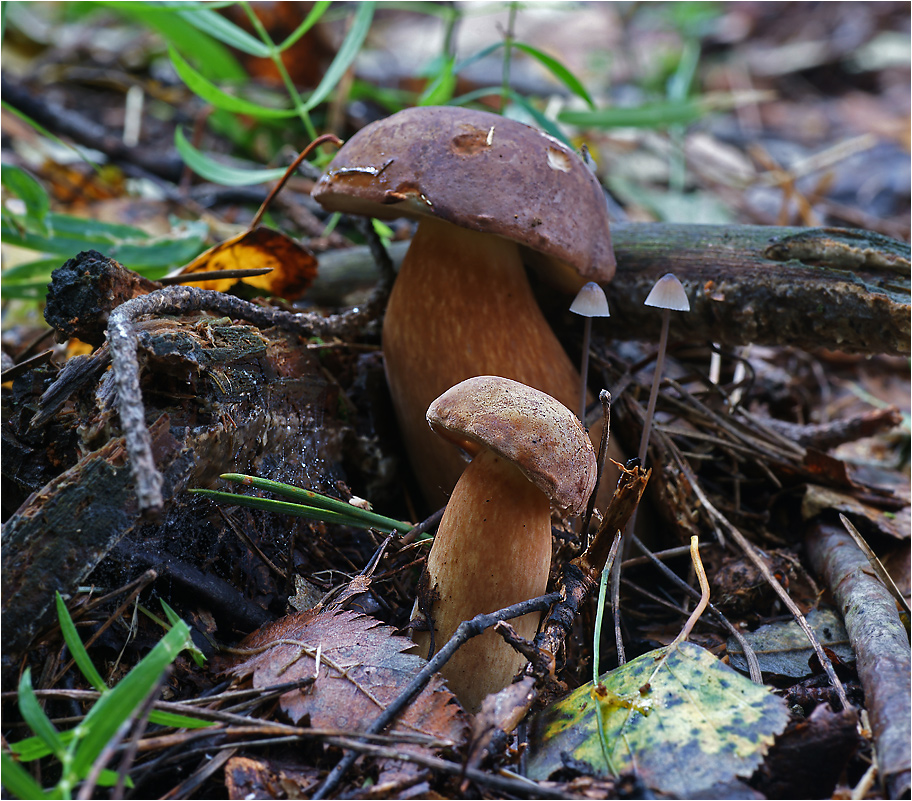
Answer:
[[660, 427, 848, 708], [535, 463, 649, 662], [806, 519, 911, 800], [159, 267, 274, 286], [249, 134, 343, 230], [312, 592, 560, 800], [628, 532, 763, 683], [582, 390, 611, 535]]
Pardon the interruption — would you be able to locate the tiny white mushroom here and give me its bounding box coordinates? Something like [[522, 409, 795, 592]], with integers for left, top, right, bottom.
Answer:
[[638, 273, 690, 466], [569, 282, 611, 423]]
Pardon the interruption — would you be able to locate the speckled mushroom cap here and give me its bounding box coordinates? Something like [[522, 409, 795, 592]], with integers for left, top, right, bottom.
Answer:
[[426, 376, 597, 516], [312, 106, 615, 285]]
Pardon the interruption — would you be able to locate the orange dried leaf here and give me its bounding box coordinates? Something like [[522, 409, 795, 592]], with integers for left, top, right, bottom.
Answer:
[[224, 609, 466, 747], [178, 226, 317, 299]]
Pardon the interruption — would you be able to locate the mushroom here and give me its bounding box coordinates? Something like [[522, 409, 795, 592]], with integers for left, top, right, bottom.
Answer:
[[414, 376, 597, 712], [312, 106, 615, 507], [569, 281, 611, 422], [637, 272, 690, 466]]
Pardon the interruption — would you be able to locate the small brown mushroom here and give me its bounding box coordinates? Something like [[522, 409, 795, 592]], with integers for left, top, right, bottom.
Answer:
[[312, 106, 615, 507], [414, 376, 597, 712]]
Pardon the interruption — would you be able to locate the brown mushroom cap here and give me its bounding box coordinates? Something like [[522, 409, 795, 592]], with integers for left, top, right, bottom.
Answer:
[[312, 105, 615, 285], [426, 376, 597, 517]]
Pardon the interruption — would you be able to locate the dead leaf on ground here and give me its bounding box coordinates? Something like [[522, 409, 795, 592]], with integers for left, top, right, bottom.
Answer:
[[222, 609, 467, 750], [178, 226, 318, 299], [526, 642, 789, 798], [225, 755, 322, 800], [727, 607, 855, 678]]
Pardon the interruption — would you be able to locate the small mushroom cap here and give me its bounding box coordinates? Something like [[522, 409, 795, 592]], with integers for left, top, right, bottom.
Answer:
[[426, 376, 597, 516], [570, 281, 611, 318], [312, 106, 615, 285], [644, 272, 690, 311]]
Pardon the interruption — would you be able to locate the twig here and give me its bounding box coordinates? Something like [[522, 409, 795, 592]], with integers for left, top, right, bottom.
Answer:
[[660, 432, 849, 707], [582, 390, 611, 534], [806, 519, 911, 799], [312, 592, 560, 799]]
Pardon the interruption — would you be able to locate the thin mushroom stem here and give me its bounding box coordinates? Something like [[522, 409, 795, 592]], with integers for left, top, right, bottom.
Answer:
[[578, 316, 592, 423], [638, 308, 671, 466]]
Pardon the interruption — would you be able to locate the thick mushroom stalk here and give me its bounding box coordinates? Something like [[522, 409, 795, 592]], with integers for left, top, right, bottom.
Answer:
[[414, 376, 597, 713], [312, 106, 616, 507]]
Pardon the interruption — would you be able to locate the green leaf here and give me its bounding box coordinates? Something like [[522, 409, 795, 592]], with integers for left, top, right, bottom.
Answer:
[[169, 47, 296, 119], [56, 593, 107, 693], [559, 93, 758, 129], [505, 92, 573, 147], [513, 42, 595, 109], [0, 213, 207, 272], [16, 670, 66, 763], [527, 642, 789, 797], [175, 127, 288, 186], [177, 7, 270, 57], [159, 600, 206, 667], [72, 622, 193, 777], [1, 164, 50, 234], [104, 4, 245, 81], [303, 1, 374, 112], [419, 55, 457, 106], [218, 474, 414, 532], [277, 0, 331, 51], [1, 750, 48, 800]]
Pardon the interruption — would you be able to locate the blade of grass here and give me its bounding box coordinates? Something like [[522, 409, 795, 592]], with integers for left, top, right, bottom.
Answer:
[[277, 0, 331, 51], [302, 1, 374, 112], [17, 670, 66, 763], [72, 623, 193, 777], [56, 593, 107, 693], [169, 47, 297, 118], [191, 489, 409, 534], [175, 127, 288, 185], [0, 751, 48, 799], [219, 474, 413, 531], [178, 7, 270, 57], [513, 42, 595, 108]]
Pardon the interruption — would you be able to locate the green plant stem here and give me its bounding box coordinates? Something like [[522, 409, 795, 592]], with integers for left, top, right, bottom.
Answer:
[[239, 0, 317, 140], [499, 1, 518, 112]]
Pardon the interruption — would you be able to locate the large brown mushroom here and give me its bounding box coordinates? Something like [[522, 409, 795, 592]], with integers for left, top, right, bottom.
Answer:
[[415, 376, 597, 712], [312, 106, 615, 507]]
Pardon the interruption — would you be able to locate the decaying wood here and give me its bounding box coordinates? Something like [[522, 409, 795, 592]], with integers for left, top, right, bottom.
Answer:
[[1, 316, 340, 676], [806, 520, 912, 800], [318, 224, 910, 355], [605, 223, 910, 356]]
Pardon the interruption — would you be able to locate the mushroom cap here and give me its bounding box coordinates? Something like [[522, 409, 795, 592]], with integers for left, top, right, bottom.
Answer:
[[426, 376, 597, 516], [644, 272, 690, 311], [312, 106, 615, 285], [570, 281, 611, 318]]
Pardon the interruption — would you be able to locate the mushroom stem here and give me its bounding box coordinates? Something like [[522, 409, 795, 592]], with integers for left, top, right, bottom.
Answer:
[[578, 317, 592, 423], [412, 448, 552, 712], [637, 308, 671, 466], [383, 217, 585, 508]]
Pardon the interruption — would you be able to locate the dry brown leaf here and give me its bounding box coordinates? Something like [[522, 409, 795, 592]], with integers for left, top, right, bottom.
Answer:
[[223, 609, 467, 748], [178, 226, 317, 299], [224, 755, 321, 800]]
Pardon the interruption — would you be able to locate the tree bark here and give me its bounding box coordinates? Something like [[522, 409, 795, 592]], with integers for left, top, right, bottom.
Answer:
[[604, 223, 910, 356]]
